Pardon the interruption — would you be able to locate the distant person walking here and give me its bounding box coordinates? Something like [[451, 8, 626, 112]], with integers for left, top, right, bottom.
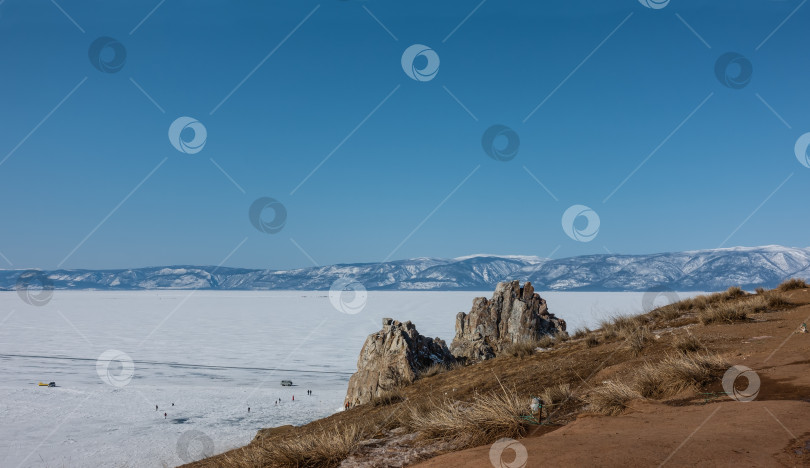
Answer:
[[292, 395, 294, 401], [164, 412, 167, 419], [155, 404, 158, 411], [344, 402, 349, 411], [248, 407, 250, 413]]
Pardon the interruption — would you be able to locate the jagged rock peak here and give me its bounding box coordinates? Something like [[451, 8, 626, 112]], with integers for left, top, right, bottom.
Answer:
[[344, 317, 455, 406], [449, 280, 566, 363]]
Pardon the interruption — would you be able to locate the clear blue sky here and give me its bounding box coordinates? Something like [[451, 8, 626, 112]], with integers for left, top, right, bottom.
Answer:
[[0, 0, 808, 270]]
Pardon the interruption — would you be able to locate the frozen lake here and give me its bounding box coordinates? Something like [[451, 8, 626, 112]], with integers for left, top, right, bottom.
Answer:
[[0, 289, 703, 467]]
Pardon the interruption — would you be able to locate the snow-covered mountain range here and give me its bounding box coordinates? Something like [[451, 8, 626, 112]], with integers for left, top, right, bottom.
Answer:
[[2, 245, 809, 292]]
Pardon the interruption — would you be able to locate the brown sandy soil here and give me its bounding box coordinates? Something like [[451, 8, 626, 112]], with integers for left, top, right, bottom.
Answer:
[[188, 287, 810, 468]]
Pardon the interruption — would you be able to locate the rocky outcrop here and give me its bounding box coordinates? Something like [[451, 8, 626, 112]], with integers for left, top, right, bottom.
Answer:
[[450, 280, 565, 362], [344, 318, 455, 406]]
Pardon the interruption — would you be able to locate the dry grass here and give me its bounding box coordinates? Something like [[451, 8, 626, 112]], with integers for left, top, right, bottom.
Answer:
[[697, 291, 793, 324], [540, 383, 575, 407], [698, 302, 748, 325], [572, 328, 590, 339], [502, 334, 560, 357], [585, 335, 600, 348], [584, 381, 641, 416], [673, 333, 704, 354], [503, 339, 541, 358], [403, 387, 530, 448], [370, 388, 405, 407], [605, 315, 648, 335], [765, 291, 793, 309], [651, 305, 684, 323], [673, 286, 749, 313], [418, 361, 463, 379], [538, 334, 556, 348], [554, 331, 570, 343], [259, 423, 367, 467], [634, 353, 729, 399], [778, 278, 809, 291], [625, 326, 649, 355]]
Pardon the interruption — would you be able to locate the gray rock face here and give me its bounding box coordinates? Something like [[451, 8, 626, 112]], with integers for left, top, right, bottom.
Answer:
[[450, 280, 566, 362], [344, 318, 455, 406]]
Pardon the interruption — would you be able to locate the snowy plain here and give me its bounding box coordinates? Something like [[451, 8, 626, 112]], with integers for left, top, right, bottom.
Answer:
[[0, 289, 704, 467]]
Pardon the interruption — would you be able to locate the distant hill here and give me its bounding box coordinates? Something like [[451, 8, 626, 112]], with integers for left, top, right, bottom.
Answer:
[[2, 245, 809, 292]]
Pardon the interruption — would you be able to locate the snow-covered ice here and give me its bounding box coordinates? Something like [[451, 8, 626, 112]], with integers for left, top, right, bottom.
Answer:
[[0, 289, 703, 467]]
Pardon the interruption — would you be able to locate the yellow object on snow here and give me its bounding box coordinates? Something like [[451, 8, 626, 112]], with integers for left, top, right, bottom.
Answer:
[[38, 382, 48, 386]]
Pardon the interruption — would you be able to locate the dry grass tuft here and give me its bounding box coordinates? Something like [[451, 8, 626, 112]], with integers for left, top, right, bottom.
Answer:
[[261, 423, 367, 467], [403, 387, 530, 448], [634, 353, 729, 399], [503, 339, 541, 358], [673, 333, 704, 354], [572, 328, 590, 339], [765, 291, 793, 309], [554, 331, 570, 343], [585, 335, 600, 348], [599, 314, 648, 339], [538, 334, 556, 348], [652, 305, 684, 323], [778, 278, 809, 291], [540, 383, 575, 407], [584, 381, 641, 416], [625, 326, 649, 356], [503, 334, 561, 357], [698, 302, 748, 325], [418, 361, 463, 379], [673, 286, 750, 314], [724, 286, 746, 299]]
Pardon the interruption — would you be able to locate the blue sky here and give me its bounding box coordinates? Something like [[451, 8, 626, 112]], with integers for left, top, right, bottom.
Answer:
[[0, 0, 808, 270]]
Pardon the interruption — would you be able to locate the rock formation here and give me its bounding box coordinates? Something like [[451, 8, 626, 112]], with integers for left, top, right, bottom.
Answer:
[[344, 318, 455, 406], [450, 280, 566, 362]]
